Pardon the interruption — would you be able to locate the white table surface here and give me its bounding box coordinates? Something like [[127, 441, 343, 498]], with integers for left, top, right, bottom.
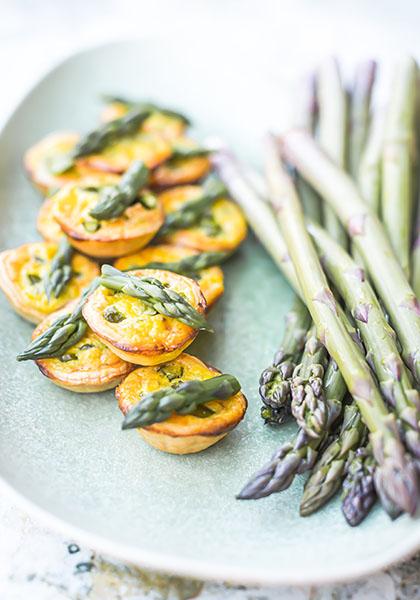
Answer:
[[1, 1, 420, 598]]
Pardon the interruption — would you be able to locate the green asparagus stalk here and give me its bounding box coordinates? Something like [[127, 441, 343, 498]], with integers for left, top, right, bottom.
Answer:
[[125, 251, 230, 278], [412, 201, 420, 297], [238, 359, 346, 499], [317, 57, 347, 247], [101, 95, 191, 125], [290, 325, 329, 438], [348, 60, 377, 178], [295, 73, 322, 224], [43, 238, 74, 300], [309, 220, 420, 457], [169, 146, 211, 162], [300, 403, 366, 516], [259, 296, 311, 424], [357, 109, 384, 214], [158, 176, 226, 237], [266, 136, 418, 514], [17, 278, 99, 361], [341, 444, 377, 526], [122, 374, 240, 429], [89, 161, 151, 220], [99, 265, 211, 331], [382, 56, 417, 278], [281, 129, 420, 382], [51, 107, 154, 174]]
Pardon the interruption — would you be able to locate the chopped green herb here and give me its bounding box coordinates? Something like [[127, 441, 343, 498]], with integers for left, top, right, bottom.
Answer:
[[139, 191, 157, 209], [158, 364, 184, 382], [83, 220, 101, 233], [190, 405, 215, 418], [103, 305, 126, 323], [27, 273, 42, 285], [34, 256, 45, 264], [79, 343, 95, 350], [59, 353, 78, 362]]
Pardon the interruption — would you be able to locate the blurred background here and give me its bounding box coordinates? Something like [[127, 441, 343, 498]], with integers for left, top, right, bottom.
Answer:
[[2, 0, 420, 126]]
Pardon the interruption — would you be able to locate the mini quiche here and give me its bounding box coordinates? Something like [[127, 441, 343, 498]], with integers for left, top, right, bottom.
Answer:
[[33, 303, 133, 392], [24, 132, 114, 195], [101, 102, 187, 141], [159, 185, 247, 252], [114, 244, 224, 308], [0, 242, 99, 323], [116, 353, 247, 454], [82, 269, 207, 366], [52, 183, 163, 258]]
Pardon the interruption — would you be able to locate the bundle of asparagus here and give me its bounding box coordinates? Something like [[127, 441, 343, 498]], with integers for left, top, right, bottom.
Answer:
[[215, 55, 420, 526]]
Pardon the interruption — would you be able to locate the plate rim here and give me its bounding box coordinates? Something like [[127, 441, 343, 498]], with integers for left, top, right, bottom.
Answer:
[[0, 37, 419, 587]]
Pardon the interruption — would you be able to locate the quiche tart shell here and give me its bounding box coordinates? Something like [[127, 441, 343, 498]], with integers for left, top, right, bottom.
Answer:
[[52, 184, 164, 258], [82, 269, 207, 366], [116, 353, 247, 454], [0, 242, 99, 323], [159, 185, 247, 252]]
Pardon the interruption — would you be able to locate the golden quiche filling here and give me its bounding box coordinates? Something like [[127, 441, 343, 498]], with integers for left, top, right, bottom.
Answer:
[[159, 185, 247, 251], [0, 241, 99, 323], [33, 305, 133, 392], [116, 353, 247, 454], [113, 243, 224, 308], [82, 268, 207, 365]]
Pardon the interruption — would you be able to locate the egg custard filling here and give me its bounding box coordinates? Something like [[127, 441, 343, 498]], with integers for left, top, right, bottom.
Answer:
[[52, 183, 163, 258], [114, 244, 224, 308], [82, 269, 207, 366], [116, 353, 247, 454], [0, 242, 99, 323], [159, 185, 247, 251], [33, 304, 133, 392]]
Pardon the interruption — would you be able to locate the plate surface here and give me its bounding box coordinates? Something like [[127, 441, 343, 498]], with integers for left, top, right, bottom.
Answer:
[[0, 37, 419, 586]]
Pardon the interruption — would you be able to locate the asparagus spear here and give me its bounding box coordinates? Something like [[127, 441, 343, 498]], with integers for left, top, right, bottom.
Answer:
[[43, 238, 74, 300], [89, 161, 151, 220], [238, 359, 346, 499], [158, 177, 226, 237], [169, 146, 211, 162], [382, 56, 417, 278], [295, 73, 322, 224], [317, 57, 347, 247], [281, 129, 420, 383], [290, 325, 329, 438], [125, 251, 230, 278], [341, 444, 377, 526], [300, 403, 366, 516], [348, 60, 377, 178], [122, 374, 240, 429], [309, 220, 420, 457], [259, 296, 311, 424], [265, 136, 418, 514], [99, 265, 211, 331], [101, 95, 191, 125], [357, 109, 384, 214], [17, 278, 99, 361], [51, 107, 153, 174], [412, 201, 420, 297]]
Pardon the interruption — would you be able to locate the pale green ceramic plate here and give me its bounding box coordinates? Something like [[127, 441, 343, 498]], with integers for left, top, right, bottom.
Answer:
[[0, 36, 419, 586]]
